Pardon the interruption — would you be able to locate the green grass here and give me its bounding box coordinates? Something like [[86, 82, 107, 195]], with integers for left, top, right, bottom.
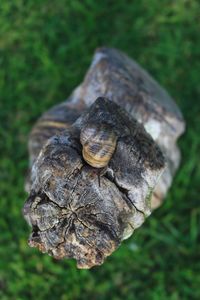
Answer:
[[0, 1, 200, 299]]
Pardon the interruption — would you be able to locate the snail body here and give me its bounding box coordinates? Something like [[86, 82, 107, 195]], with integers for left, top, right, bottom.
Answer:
[[80, 123, 117, 168]]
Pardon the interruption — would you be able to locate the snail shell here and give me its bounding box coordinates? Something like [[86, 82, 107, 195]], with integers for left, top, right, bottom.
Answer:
[[80, 123, 117, 168]]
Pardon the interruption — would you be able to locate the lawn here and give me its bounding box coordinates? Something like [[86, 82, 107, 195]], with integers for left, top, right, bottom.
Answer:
[[0, 1, 200, 299]]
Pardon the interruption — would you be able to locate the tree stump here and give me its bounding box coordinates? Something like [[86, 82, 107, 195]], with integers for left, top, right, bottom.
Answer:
[[23, 48, 185, 268]]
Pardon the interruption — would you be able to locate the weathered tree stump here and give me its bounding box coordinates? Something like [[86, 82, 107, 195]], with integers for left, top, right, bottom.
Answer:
[[23, 48, 185, 268]]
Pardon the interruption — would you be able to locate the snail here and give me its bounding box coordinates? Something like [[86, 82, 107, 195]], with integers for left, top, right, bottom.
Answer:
[[80, 123, 117, 168], [23, 47, 185, 269]]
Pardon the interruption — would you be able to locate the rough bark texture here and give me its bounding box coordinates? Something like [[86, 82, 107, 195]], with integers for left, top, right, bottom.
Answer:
[[23, 47, 185, 268]]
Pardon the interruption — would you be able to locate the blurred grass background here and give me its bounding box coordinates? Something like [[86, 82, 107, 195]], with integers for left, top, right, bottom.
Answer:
[[0, 0, 200, 299]]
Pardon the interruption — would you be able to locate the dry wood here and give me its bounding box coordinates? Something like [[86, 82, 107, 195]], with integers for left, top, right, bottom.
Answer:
[[23, 48, 185, 268]]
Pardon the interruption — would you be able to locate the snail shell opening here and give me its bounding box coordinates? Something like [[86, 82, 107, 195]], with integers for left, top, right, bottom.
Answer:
[[80, 123, 117, 168]]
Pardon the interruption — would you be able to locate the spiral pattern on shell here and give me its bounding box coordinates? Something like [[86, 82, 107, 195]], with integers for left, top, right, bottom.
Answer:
[[80, 123, 117, 168]]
